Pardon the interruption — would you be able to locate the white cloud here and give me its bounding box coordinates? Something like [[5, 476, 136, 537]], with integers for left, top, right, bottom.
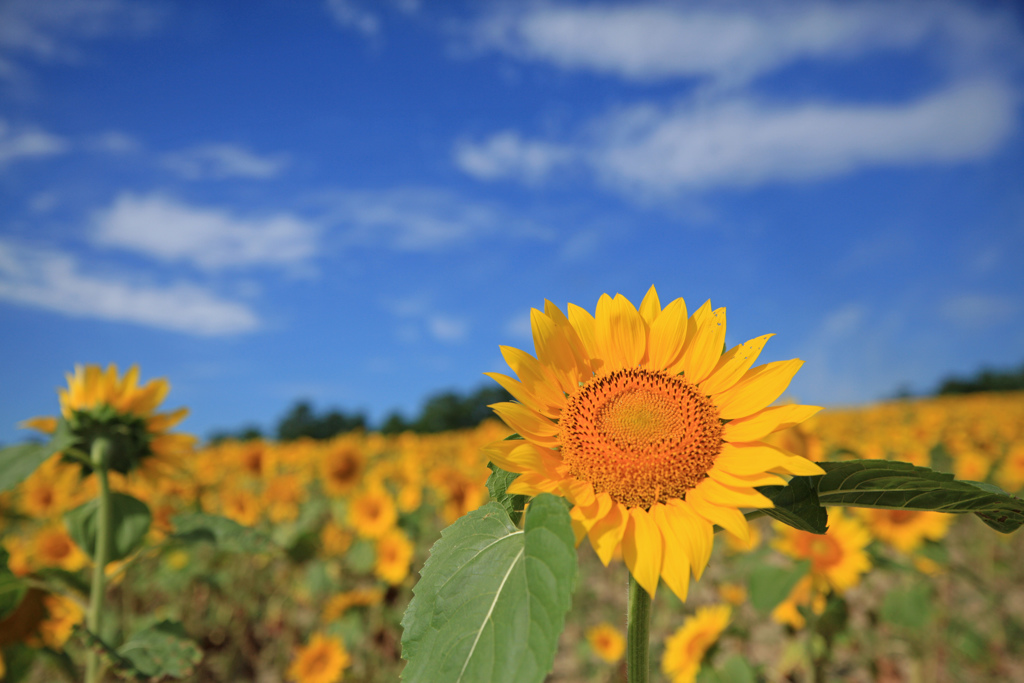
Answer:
[[92, 193, 320, 272], [162, 144, 288, 180], [325, 0, 380, 36], [0, 239, 259, 336], [940, 294, 1017, 328], [321, 187, 551, 250], [87, 131, 140, 154], [0, 119, 67, 167], [456, 80, 1018, 193], [468, 1, 1022, 85], [454, 130, 572, 183], [428, 315, 468, 342], [0, 0, 163, 79]]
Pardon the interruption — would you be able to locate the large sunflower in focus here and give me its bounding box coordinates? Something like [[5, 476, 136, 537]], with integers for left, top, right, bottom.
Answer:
[[23, 364, 194, 475], [485, 287, 824, 599]]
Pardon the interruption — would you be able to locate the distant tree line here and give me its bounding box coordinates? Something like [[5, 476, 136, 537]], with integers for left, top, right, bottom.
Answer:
[[935, 362, 1024, 395], [208, 384, 512, 443]]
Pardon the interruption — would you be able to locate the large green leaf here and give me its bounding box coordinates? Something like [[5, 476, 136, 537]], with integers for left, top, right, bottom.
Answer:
[[815, 460, 1024, 532], [401, 495, 577, 683], [170, 512, 275, 554], [0, 420, 75, 493], [117, 620, 203, 679], [65, 492, 152, 562], [758, 476, 828, 534], [486, 462, 528, 527]]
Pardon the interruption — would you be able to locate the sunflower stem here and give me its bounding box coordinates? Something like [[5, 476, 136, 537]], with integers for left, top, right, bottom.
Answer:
[[626, 573, 652, 683], [85, 438, 113, 683]]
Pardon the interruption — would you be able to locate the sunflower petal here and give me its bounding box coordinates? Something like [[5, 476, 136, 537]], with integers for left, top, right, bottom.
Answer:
[[722, 404, 822, 442], [699, 334, 773, 396], [488, 402, 560, 447], [665, 500, 714, 580], [679, 307, 726, 384], [588, 501, 628, 566], [692, 478, 773, 509], [532, 308, 586, 392], [485, 371, 562, 419], [595, 294, 646, 371], [714, 442, 824, 477], [713, 359, 803, 420], [652, 503, 691, 601], [646, 297, 689, 370], [499, 346, 568, 416], [639, 285, 661, 325], [623, 508, 662, 597], [707, 467, 787, 488], [686, 485, 750, 542]]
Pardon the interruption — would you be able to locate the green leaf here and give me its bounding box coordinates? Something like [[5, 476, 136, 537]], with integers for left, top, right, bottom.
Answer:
[[698, 654, 757, 683], [170, 512, 275, 554], [816, 460, 1024, 532], [117, 620, 203, 679], [65, 492, 151, 562], [748, 560, 810, 614], [0, 570, 27, 620], [401, 495, 578, 683], [0, 643, 38, 683], [486, 462, 528, 526], [0, 420, 75, 493], [758, 476, 828, 534]]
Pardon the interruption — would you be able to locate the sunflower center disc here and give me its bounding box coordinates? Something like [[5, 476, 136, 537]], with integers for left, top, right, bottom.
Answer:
[[559, 368, 723, 509]]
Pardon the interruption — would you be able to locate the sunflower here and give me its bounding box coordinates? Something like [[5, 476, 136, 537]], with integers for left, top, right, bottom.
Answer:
[[321, 588, 385, 622], [662, 604, 731, 683], [854, 508, 952, 554], [374, 527, 414, 585], [287, 633, 351, 683], [31, 524, 89, 573], [348, 486, 397, 539], [772, 513, 872, 594], [586, 622, 625, 663], [485, 287, 823, 599], [321, 438, 366, 497], [40, 593, 85, 649], [23, 364, 195, 476]]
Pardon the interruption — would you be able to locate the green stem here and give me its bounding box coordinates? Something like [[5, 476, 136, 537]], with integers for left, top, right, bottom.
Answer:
[[626, 574, 652, 683], [85, 439, 113, 683]]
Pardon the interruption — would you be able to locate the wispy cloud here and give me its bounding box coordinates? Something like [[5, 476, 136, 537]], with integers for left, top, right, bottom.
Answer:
[[456, 80, 1018, 193], [940, 294, 1018, 328], [320, 187, 551, 250], [466, 1, 1022, 85], [385, 293, 469, 344], [0, 119, 67, 167], [454, 130, 572, 183], [325, 0, 381, 36], [0, 0, 164, 80], [162, 143, 289, 180], [91, 193, 320, 272], [0, 239, 259, 336]]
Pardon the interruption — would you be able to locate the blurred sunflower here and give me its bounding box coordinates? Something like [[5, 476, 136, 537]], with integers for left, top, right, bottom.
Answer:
[[772, 514, 872, 594], [348, 486, 397, 539], [321, 438, 366, 497], [321, 588, 384, 622], [855, 508, 952, 554], [586, 622, 625, 663], [485, 287, 823, 598], [287, 633, 351, 683], [23, 364, 194, 476], [662, 604, 731, 683], [374, 528, 413, 585]]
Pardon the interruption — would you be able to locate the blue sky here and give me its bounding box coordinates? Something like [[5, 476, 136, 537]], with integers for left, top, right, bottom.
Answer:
[[1, 0, 1023, 443]]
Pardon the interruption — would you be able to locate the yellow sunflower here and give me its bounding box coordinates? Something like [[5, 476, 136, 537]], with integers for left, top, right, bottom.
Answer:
[[23, 364, 195, 476], [321, 438, 366, 498], [348, 486, 397, 539], [772, 513, 872, 594], [374, 527, 414, 585], [321, 588, 384, 622], [287, 633, 351, 683], [586, 622, 625, 663], [854, 508, 952, 554], [662, 604, 731, 683], [485, 287, 823, 599]]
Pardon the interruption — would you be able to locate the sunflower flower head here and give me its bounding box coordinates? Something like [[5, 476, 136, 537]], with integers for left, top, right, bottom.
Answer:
[[662, 604, 731, 683], [486, 287, 824, 599], [24, 364, 194, 476], [287, 633, 351, 683], [586, 622, 625, 663]]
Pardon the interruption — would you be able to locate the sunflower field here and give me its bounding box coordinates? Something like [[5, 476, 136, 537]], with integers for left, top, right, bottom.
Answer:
[[2, 294, 1024, 683]]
